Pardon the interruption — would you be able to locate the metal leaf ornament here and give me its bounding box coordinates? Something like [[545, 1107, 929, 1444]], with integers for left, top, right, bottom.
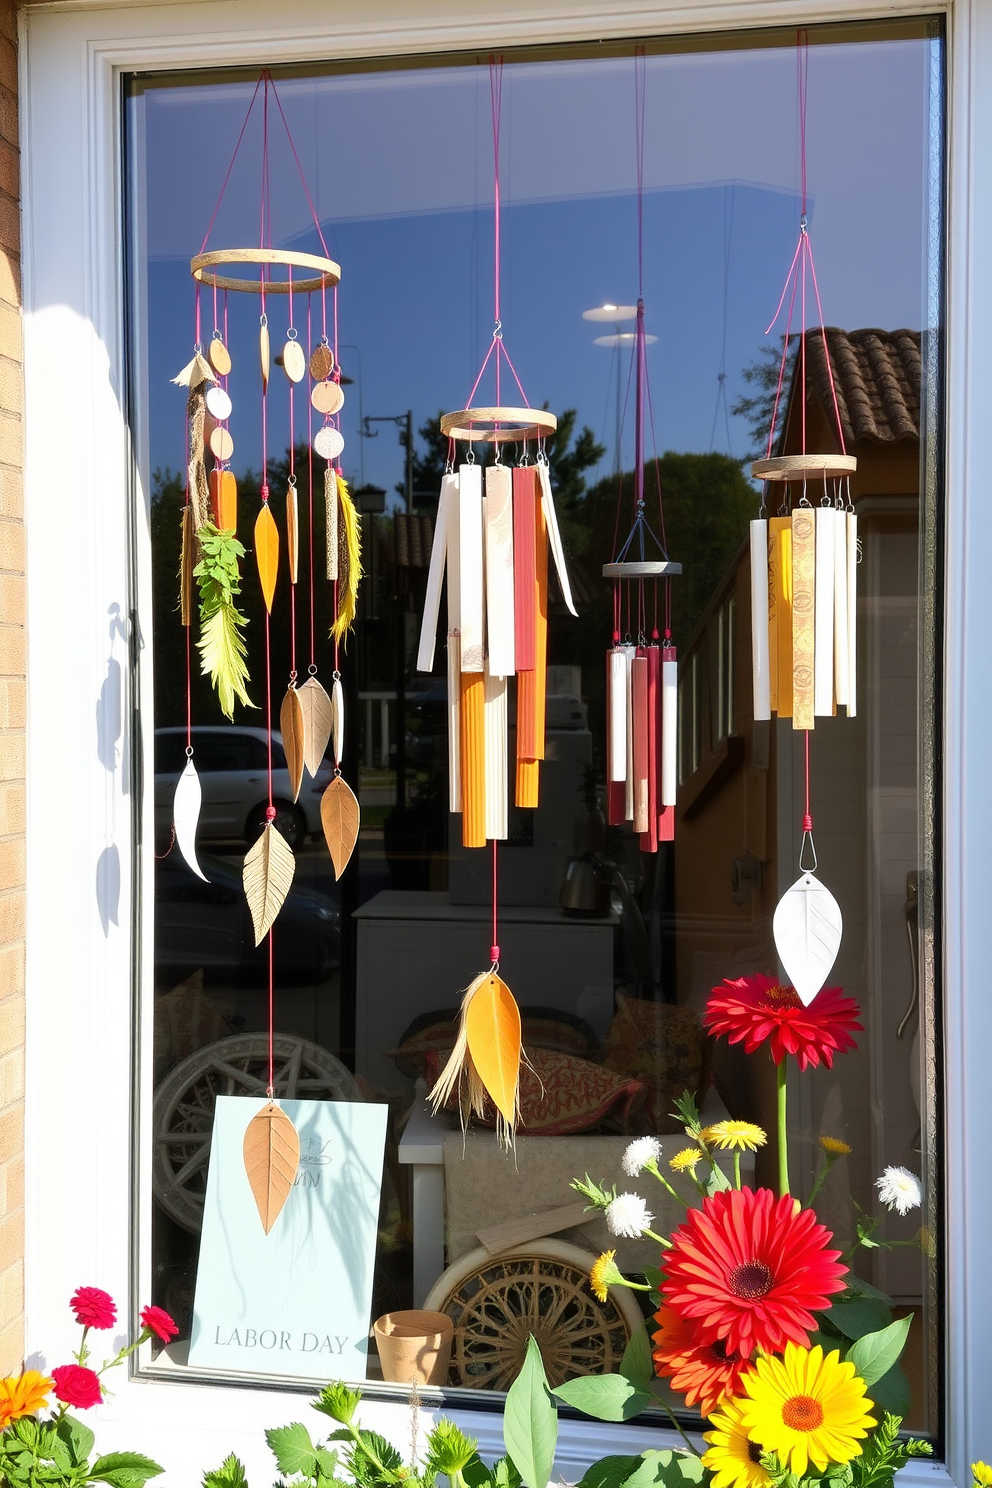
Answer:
[[773, 872, 844, 1005], [243, 820, 296, 945], [320, 775, 359, 879], [279, 686, 305, 802], [173, 758, 208, 881], [298, 676, 332, 777], [243, 1102, 300, 1234]]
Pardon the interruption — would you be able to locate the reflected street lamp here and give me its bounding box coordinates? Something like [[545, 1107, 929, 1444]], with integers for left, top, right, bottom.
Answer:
[[583, 303, 655, 474]]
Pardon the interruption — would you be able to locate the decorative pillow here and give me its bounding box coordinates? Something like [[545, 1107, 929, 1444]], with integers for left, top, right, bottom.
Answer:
[[423, 1047, 645, 1136], [390, 1006, 597, 1080], [600, 994, 709, 1133]]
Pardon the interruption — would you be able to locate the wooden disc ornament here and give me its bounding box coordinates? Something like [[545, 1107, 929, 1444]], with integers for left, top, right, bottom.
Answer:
[[205, 385, 233, 421], [309, 342, 334, 381], [311, 380, 344, 416], [209, 426, 234, 462], [314, 426, 344, 461], [282, 338, 307, 384], [208, 334, 232, 376]]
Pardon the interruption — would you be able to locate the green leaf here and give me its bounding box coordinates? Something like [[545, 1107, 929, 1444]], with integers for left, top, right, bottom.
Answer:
[[846, 1316, 913, 1386], [504, 1336, 558, 1488], [90, 1452, 165, 1488], [577, 1456, 642, 1488], [865, 1362, 912, 1417], [314, 1449, 340, 1480], [553, 1374, 652, 1423], [36, 1424, 72, 1472], [828, 1296, 894, 1340], [705, 1164, 732, 1194], [266, 1424, 318, 1478], [313, 1384, 361, 1426], [202, 1455, 249, 1488], [842, 1279, 894, 1305], [620, 1325, 653, 1389], [623, 1451, 705, 1488], [57, 1416, 95, 1468]]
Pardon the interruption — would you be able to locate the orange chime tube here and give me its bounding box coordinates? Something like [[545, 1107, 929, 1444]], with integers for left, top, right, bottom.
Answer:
[[460, 670, 487, 847]]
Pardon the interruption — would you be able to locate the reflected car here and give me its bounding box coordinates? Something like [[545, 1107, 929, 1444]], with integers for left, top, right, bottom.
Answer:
[[155, 725, 333, 851], [155, 851, 340, 985]]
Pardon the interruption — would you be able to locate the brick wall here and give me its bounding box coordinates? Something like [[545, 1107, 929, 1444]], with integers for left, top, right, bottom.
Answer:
[[0, 0, 24, 1374]]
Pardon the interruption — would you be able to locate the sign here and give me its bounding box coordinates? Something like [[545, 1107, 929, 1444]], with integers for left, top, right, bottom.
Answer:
[[189, 1096, 388, 1379]]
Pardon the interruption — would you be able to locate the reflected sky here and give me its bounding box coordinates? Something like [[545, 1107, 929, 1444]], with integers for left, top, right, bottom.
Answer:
[[132, 32, 934, 496]]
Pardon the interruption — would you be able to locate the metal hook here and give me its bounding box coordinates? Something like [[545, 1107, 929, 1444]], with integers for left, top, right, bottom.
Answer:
[[799, 830, 818, 874]]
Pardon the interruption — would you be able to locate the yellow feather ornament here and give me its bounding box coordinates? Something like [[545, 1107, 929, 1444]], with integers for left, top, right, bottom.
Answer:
[[331, 473, 362, 642]]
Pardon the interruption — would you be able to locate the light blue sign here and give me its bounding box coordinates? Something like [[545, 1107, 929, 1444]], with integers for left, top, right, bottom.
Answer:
[[189, 1096, 388, 1379]]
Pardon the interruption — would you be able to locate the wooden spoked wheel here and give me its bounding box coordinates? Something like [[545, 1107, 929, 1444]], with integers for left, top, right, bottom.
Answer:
[[152, 1033, 360, 1233], [422, 1240, 644, 1391]]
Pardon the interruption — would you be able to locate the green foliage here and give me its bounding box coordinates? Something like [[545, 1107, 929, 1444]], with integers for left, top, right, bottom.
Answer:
[[578, 1457, 643, 1488], [313, 1385, 361, 1428], [622, 1452, 706, 1488], [0, 1417, 164, 1488], [845, 1316, 913, 1387], [849, 1413, 933, 1488], [423, 1421, 477, 1477], [620, 1323, 653, 1390], [266, 1425, 321, 1479], [194, 522, 254, 718], [570, 1174, 618, 1211], [503, 1336, 558, 1488], [203, 1454, 250, 1488], [553, 1373, 653, 1423], [729, 337, 796, 460]]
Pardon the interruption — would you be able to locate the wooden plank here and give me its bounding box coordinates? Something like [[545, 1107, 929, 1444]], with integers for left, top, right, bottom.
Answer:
[[476, 1200, 593, 1256]]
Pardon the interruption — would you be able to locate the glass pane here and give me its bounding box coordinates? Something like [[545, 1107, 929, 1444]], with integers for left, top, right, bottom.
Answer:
[[128, 18, 942, 1435]]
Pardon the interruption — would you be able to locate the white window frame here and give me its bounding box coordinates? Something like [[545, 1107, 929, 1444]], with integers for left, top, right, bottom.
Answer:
[[18, 0, 980, 1481]]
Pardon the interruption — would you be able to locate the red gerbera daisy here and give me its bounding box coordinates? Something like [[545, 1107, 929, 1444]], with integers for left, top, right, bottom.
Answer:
[[704, 974, 862, 1071], [69, 1286, 116, 1330], [652, 1303, 753, 1416], [661, 1186, 847, 1357]]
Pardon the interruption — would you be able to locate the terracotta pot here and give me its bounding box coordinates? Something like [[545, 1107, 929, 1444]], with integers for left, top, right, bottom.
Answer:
[[373, 1309, 453, 1386]]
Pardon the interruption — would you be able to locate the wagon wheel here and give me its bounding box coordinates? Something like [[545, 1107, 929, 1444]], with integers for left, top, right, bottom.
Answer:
[[152, 1032, 360, 1233], [421, 1241, 644, 1391]]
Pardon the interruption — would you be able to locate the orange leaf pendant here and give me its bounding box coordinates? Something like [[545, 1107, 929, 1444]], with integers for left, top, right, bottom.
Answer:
[[255, 504, 279, 613], [243, 1102, 300, 1234], [465, 973, 522, 1132]]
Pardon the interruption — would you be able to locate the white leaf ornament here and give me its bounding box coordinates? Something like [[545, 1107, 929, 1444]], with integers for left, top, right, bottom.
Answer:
[[331, 677, 345, 768], [773, 872, 843, 1006], [174, 759, 208, 881]]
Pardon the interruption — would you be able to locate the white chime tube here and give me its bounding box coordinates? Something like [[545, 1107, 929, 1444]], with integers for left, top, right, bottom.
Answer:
[[833, 509, 849, 708], [847, 510, 858, 717], [750, 518, 771, 721], [537, 461, 578, 617], [661, 652, 678, 807], [484, 465, 515, 677], [624, 644, 635, 822], [609, 648, 627, 783], [814, 506, 835, 716], [458, 463, 485, 673], [483, 666, 508, 841], [417, 475, 452, 673]]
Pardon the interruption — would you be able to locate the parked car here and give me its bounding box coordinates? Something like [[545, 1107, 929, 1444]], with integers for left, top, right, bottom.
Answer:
[[155, 851, 340, 986], [154, 725, 333, 850]]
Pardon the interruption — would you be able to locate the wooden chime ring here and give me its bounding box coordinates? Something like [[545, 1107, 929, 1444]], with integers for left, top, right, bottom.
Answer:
[[440, 406, 558, 445], [751, 453, 858, 482], [190, 247, 342, 295], [602, 560, 683, 578]]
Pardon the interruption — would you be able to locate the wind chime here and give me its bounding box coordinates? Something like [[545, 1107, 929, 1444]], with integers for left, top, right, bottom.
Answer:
[[171, 71, 362, 1232], [604, 50, 681, 853], [416, 57, 575, 1145], [749, 35, 852, 1006]]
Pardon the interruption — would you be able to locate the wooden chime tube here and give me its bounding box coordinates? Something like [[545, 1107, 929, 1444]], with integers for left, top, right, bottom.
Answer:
[[484, 665, 508, 841], [513, 467, 537, 672], [847, 511, 858, 718], [791, 508, 816, 730], [750, 518, 771, 721], [640, 645, 660, 853], [417, 475, 452, 674], [607, 648, 627, 827], [459, 464, 485, 673], [624, 644, 635, 823], [485, 465, 515, 677], [833, 509, 850, 708], [632, 652, 650, 834], [209, 468, 238, 532], [325, 467, 338, 580], [446, 474, 462, 812], [814, 505, 836, 717], [460, 669, 486, 847], [770, 515, 793, 718]]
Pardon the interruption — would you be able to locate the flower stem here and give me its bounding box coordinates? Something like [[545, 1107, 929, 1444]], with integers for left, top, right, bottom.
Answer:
[[659, 1398, 702, 1458], [643, 1228, 673, 1250], [646, 1160, 689, 1209], [733, 1152, 741, 1190], [777, 1059, 789, 1198]]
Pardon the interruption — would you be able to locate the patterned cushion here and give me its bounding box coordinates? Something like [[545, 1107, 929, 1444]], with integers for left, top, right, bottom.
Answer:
[[424, 1047, 646, 1136], [600, 994, 709, 1134]]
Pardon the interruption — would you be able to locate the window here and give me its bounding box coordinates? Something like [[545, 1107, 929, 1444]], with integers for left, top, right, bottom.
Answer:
[[125, 22, 943, 1428]]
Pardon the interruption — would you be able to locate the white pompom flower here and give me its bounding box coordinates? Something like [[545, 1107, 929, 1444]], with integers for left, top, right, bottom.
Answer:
[[875, 1165, 922, 1215], [605, 1192, 654, 1238], [621, 1137, 662, 1177]]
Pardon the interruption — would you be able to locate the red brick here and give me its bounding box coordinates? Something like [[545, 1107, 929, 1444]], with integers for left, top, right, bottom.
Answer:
[[0, 990, 24, 1053]]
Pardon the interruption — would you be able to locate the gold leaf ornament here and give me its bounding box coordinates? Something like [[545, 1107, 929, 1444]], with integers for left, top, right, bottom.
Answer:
[[243, 1102, 300, 1235], [298, 676, 333, 776], [255, 503, 279, 614], [243, 821, 296, 945], [320, 774, 359, 880], [428, 970, 524, 1148], [279, 685, 305, 803]]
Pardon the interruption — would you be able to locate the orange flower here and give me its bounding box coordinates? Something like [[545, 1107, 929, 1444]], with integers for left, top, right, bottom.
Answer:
[[652, 1304, 752, 1415], [0, 1370, 53, 1427]]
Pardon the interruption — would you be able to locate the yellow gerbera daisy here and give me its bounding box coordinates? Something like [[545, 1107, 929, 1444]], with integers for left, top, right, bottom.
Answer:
[[589, 1250, 624, 1303], [0, 1370, 52, 1428], [739, 1344, 876, 1477], [703, 1394, 771, 1488], [706, 1120, 767, 1152], [972, 1465, 992, 1488], [670, 1147, 704, 1173], [819, 1136, 852, 1157]]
